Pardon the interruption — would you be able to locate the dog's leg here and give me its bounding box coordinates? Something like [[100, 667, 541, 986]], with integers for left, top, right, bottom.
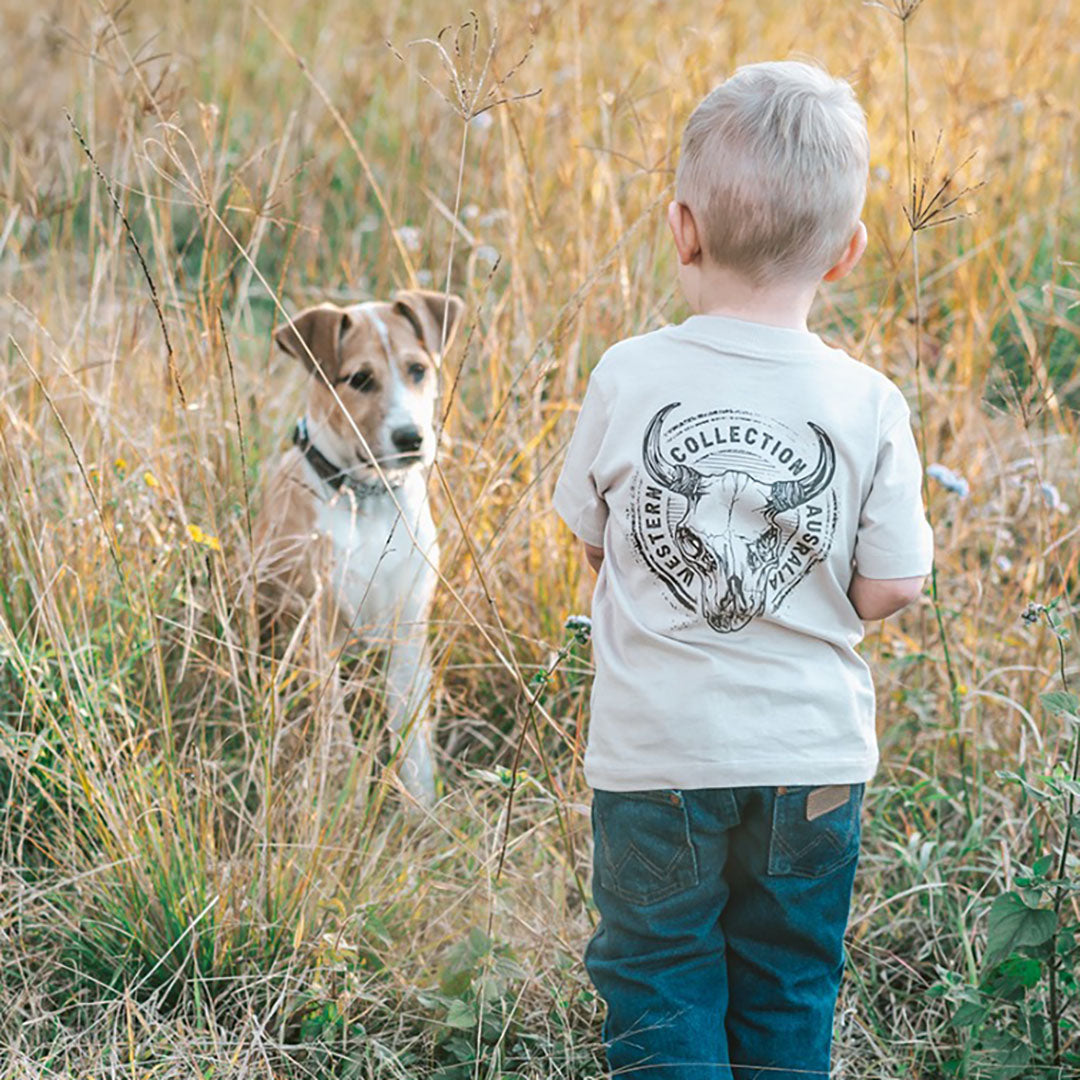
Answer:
[[385, 627, 437, 807]]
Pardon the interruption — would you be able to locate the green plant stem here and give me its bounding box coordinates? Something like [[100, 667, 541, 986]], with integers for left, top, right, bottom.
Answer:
[[899, 8, 973, 829], [525, 700, 594, 929], [1046, 609, 1075, 1067], [492, 639, 574, 889], [490, 634, 593, 934], [903, 18, 913, 196]]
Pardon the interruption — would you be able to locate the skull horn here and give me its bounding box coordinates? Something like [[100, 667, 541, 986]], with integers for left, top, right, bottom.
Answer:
[[767, 422, 836, 512], [642, 403, 703, 499]]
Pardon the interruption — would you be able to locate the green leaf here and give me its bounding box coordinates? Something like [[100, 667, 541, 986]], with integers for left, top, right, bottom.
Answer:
[[1041, 691, 1079, 720], [439, 926, 493, 996], [976, 1029, 1031, 1079], [997, 770, 1052, 803], [999, 955, 1042, 988], [441, 1033, 476, 1064], [444, 998, 477, 1030], [983, 892, 1057, 971], [951, 999, 988, 1027], [1032, 855, 1054, 877]]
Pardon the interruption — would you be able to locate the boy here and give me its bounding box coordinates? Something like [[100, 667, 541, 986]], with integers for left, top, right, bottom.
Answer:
[[552, 61, 934, 1079]]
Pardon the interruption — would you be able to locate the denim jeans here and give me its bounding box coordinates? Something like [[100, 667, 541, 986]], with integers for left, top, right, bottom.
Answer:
[[585, 783, 866, 1079]]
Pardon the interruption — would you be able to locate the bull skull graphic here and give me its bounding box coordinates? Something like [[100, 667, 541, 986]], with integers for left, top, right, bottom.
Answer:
[[642, 402, 835, 633]]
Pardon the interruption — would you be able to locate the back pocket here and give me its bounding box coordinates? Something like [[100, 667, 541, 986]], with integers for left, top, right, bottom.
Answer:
[[768, 783, 865, 879], [593, 789, 699, 905]]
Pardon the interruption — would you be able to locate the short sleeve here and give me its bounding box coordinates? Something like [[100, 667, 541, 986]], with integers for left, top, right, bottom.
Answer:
[[853, 403, 935, 579], [552, 374, 610, 547]]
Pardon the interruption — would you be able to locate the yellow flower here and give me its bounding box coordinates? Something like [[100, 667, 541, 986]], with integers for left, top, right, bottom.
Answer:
[[143, 471, 159, 489], [114, 457, 128, 472], [186, 523, 221, 552]]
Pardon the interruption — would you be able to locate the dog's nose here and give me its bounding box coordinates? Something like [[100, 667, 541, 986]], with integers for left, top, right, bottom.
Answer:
[[391, 425, 424, 453]]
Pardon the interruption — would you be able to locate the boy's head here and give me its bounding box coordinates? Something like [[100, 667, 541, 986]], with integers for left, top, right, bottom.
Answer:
[[672, 60, 870, 290]]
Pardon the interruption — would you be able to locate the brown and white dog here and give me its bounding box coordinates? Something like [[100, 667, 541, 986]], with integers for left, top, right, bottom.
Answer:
[[252, 289, 465, 806]]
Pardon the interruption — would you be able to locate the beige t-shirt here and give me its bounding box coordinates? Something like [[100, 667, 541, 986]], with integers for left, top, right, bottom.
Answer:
[[553, 313, 934, 791]]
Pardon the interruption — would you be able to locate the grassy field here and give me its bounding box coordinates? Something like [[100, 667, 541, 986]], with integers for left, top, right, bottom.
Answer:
[[2, 0, 1079, 1076]]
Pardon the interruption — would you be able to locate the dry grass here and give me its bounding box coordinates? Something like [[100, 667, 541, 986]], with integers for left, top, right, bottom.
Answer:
[[1, 0, 1078, 1076]]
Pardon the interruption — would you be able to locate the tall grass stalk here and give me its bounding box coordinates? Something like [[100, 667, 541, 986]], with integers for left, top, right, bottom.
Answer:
[[892, 0, 975, 827]]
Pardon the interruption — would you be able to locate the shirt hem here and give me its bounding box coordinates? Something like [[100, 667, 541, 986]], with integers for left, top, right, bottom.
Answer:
[[585, 754, 878, 791], [854, 558, 933, 579], [552, 494, 605, 547]]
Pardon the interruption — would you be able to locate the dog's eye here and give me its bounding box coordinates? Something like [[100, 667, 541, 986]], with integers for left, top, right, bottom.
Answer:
[[407, 362, 427, 384], [346, 369, 376, 392]]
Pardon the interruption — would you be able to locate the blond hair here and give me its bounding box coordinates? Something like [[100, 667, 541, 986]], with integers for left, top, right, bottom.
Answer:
[[675, 60, 870, 285]]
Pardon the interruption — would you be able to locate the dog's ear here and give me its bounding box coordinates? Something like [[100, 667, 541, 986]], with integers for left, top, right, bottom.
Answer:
[[273, 304, 352, 381], [392, 289, 465, 364]]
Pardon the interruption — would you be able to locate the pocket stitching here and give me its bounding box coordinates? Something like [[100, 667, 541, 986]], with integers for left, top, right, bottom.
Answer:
[[610, 839, 687, 882], [595, 794, 699, 905], [604, 839, 695, 904], [772, 832, 857, 879], [768, 787, 863, 879]]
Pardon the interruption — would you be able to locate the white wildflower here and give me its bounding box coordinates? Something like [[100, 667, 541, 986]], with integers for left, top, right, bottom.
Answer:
[[1039, 482, 1069, 513], [927, 463, 970, 499], [395, 225, 422, 253]]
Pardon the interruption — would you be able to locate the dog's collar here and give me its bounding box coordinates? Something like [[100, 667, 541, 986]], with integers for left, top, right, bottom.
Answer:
[[292, 418, 402, 499]]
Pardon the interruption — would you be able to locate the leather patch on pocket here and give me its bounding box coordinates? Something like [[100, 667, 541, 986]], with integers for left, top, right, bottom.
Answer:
[[806, 784, 851, 821]]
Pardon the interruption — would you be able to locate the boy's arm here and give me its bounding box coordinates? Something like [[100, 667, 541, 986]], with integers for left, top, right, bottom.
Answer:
[[584, 542, 604, 574], [848, 570, 924, 621], [553, 370, 611, 557], [851, 396, 934, 617]]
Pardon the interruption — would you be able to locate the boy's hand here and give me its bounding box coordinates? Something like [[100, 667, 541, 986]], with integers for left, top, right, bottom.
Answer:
[[584, 542, 604, 574], [848, 570, 925, 621]]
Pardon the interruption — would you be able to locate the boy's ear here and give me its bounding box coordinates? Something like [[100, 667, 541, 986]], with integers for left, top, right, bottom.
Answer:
[[392, 288, 466, 364], [823, 221, 868, 283], [667, 200, 702, 266], [274, 304, 352, 381]]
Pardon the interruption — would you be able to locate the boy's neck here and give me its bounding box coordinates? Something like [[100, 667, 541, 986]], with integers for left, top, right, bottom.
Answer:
[[682, 262, 818, 332]]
